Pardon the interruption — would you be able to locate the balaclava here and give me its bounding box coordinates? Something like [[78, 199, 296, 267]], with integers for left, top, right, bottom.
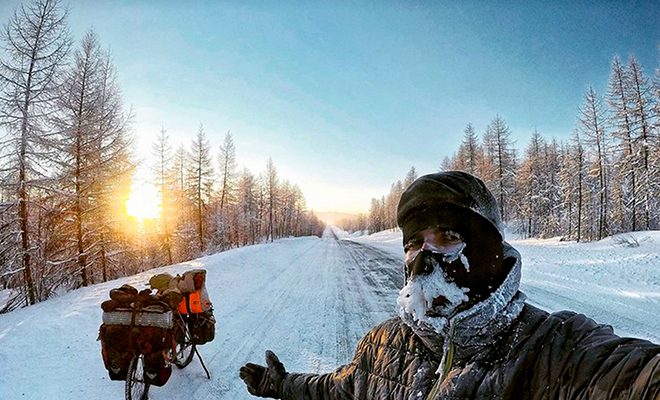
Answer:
[[397, 171, 508, 307]]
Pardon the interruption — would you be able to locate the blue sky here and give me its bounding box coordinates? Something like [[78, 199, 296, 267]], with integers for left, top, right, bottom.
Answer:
[[1, 0, 659, 213]]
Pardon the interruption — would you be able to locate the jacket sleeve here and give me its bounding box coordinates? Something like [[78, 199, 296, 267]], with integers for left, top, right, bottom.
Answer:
[[279, 334, 370, 400], [566, 317, 660, 399], [512, 311, 660, 399], [279, 365, 357, 400]]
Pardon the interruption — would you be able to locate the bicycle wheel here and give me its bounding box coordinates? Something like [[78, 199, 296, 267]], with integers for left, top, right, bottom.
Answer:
[[125, 354, 150, 400], [173, 321, 196, 368]]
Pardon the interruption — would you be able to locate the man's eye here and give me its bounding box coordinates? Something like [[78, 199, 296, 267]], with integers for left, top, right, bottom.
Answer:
[[405, 239, 421, 251], [445, 231, 463, 242]]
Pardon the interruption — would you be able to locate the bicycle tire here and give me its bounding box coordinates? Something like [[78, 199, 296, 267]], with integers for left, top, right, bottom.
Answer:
[[125, 354, 150, 400], [174, 323, 196, 368]]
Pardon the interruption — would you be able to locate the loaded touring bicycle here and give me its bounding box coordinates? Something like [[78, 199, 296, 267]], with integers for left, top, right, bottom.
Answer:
[[98, 269, 215, 400]]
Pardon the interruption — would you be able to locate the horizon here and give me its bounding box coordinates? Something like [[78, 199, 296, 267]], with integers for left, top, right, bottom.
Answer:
[[1, 0, 659, 214]]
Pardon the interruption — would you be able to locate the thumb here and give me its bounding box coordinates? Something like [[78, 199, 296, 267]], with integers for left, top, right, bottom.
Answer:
[[265, 350, 286, 377]]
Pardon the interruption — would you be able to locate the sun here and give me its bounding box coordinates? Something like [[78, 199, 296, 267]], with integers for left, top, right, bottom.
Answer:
[[126, 180, 161, 221]]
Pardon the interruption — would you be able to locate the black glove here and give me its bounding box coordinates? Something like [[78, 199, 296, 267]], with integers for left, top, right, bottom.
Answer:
[[239, 350, 287, 398]]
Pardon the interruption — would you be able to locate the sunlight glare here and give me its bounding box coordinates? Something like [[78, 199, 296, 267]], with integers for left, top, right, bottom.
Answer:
[[126, 181, 161, 221]]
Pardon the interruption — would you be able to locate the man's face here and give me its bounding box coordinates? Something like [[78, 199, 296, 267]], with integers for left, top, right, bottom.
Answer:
[[397, 227, 472, 330]]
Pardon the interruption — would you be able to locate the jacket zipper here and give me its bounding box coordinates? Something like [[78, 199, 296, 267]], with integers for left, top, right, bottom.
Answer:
[[425, 323, 456, 400]]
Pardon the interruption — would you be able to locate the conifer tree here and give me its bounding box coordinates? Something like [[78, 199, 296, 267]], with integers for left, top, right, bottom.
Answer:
[[483, 115, 516, 221], [89, 47, 134, 281], [0, 0, 71, 304], [578, 87, 610, 240], [628, 56, 656, 229], [236, 168, 257, 245], [457, 123, 480, 175], [188, 124, 214, 253], [403, 166, 418, 189], [215, 130, 237, 249], [517, 130, 543, 237], [152, 127, 173, 264], [264, 157, 278, 242], [608, 55, 637, 231], [52, 30, 105, 287]]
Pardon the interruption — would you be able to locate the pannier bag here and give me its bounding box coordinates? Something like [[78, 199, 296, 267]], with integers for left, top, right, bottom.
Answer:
[[129, 325, 174, 354], [99, 325, 133, 380], [176, 269, 212, 314], [143, 351, 172, 387], [188, 310, 216, 345]]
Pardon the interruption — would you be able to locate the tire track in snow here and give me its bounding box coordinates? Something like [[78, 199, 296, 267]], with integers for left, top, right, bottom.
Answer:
[[339, 240, 404, 292], [337, 239, 403, 326]]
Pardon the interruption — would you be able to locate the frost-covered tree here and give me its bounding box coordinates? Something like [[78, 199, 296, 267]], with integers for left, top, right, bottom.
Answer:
[[628, 56, 656, 230], [88, 47, 134, 282], [0, 0, 70, 305], [264, 157, 278, 242], [403, 166, 418, 189], [50, 30, 133, 287], [517, 130, 544, 238], [369, 196, 386, 233], [578, 86, 610, 240], [457, 123, 480, 175], [152, 127, 173, 264], [541, 138, 561, 236], [218, 130, 237, 213], [558, 131, 587, 241], [50, 29, 107, 287], [168, 144, 194, 260], [213, 130, 237, 249], [383, 180, 403, 230], [277, 180, 296, 237], [236, 168, 258, 245], [482, 115, 516, 221], [608, 55, 637, 232], [188, 124, 214, 253], [439, 156, 452, 172]]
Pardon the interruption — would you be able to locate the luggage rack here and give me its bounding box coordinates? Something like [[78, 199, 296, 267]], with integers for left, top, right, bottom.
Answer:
[[103, 307, 173, 330]]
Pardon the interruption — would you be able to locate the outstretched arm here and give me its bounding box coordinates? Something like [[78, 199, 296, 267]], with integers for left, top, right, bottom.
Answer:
[[240, 339, 365, 400], [508, 310, 660, 399], [279, 362, 357, 400]]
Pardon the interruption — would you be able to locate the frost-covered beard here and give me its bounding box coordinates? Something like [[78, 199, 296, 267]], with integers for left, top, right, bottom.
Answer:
[[397, 256, 470, 333]]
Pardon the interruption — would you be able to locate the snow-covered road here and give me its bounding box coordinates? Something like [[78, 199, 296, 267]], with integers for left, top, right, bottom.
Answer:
[[1, 228, 659, 400]]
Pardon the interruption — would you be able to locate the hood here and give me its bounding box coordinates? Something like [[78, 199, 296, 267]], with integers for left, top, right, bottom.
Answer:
[[397, 171, 504, 245]]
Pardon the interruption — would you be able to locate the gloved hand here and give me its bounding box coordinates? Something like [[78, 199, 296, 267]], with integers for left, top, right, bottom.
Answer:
[[239, 350, 287, 398]]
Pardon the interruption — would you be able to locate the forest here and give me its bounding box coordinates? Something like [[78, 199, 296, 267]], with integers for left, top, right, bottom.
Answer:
[[0, 0, 324, 311], [341, 55, 660, 243]]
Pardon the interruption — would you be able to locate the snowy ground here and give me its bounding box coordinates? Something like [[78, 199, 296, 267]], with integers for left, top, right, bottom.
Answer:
[[1, 227, 659, 399]]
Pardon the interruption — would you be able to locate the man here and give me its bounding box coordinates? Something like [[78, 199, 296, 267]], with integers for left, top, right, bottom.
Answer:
[[239, 171, 660, 399]]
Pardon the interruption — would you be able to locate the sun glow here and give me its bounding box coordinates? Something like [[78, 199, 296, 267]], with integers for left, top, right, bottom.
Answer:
[[126, 180, 161, 221]]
